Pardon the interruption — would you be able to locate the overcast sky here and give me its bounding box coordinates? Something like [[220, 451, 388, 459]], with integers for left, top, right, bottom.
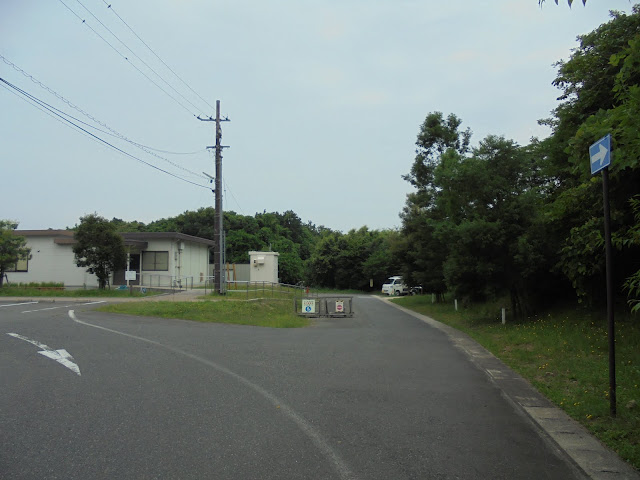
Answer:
[[1, 0, 634, 233]]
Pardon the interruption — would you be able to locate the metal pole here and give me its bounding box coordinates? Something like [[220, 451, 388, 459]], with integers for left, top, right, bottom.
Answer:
[[198, 101, 229, 296], [214, 101, 223, 294], [602, 168, 616, 417]]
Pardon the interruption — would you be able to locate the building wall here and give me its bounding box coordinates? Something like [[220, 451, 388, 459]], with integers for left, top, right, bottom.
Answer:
[[249, 251, 279, 284], [8, 232, 213, 289], [225, 264, 250, 282], [5, 236, 99, 287], [178, 242, 210, 285], [137, 239, 211, 287]]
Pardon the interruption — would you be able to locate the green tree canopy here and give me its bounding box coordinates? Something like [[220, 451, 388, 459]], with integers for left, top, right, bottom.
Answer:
[[539, 0, 586, 6], [0, 221, 31, 287], [73, 214, 126, 289], [540, 6, 640, 304]]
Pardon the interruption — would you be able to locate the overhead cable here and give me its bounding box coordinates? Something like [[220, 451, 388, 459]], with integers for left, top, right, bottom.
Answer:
[[57, 0, 198, 117], [0, 54, 206, 175], [224, 179, 245, 215], [74, 0, 205, 115], [101, 0, 216, 112], [1, 77, 210, 190]]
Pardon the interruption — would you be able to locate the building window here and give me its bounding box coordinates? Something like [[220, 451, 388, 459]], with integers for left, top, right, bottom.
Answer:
[[6, 256, 28, 272], [142, 251, 169, 271]]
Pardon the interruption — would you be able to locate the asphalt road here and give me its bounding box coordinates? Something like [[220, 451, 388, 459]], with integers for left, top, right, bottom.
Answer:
[[1, 297, 588, 479]]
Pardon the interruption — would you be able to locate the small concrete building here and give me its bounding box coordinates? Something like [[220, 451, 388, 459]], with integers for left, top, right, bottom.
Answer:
[[7, 230, 214, 289], [249, 251, 279, 284]]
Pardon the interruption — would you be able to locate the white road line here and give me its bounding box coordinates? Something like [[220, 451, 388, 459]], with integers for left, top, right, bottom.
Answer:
[[22, 306, 72, 313], [21, 301, 106, 314], [6, 332, 81, 376], [69, 310, 357, 480], [0, 302, 39, 308]]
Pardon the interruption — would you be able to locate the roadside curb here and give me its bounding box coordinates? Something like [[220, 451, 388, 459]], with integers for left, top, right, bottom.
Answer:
[[380, 297, 640, 480]]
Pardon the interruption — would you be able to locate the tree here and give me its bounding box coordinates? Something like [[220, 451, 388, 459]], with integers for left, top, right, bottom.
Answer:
[[73, 214, 126, 289], [539, 0, 586, 6], [0, 221, 31, 287], [398, 112, 472, 301], [308, 227, 397, 289], [540, 7, 640, 304]]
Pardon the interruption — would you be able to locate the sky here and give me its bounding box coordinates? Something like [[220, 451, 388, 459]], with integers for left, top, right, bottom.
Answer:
[[0, 0, 635, 233]]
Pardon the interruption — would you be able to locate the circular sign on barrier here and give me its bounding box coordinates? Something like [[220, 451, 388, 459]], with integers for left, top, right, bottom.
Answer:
[[141, 288, 147, 294], [302, 299, 315, 314], [336, 300, 344, 313]]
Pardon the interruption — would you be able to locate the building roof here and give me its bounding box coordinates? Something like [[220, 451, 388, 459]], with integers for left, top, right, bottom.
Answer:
[[121, 232, 215, 247], [15, 229, 74, 237], [14, 230, 215, 248]]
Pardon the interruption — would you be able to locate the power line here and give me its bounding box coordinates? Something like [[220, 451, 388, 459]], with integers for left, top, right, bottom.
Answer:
[[101, 0, 216, 112], [0, 54, 207, 176], [1, 77, 211, 190], [0, 81, 78, 133], [57, 0, 198, 117], [74, 0, 205, 115], [224, 179, 245, 215]]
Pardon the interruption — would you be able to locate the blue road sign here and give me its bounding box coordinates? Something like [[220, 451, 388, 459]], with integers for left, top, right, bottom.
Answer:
[[590, 134, 611, 175]]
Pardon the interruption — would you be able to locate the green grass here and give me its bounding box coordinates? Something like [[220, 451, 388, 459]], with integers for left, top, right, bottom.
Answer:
[[207, 284, 364, 300], [97, 298, 309, 328], [0, 286, 158, 297], [221, 283, 304, 300], [393, 295, 640, 470]]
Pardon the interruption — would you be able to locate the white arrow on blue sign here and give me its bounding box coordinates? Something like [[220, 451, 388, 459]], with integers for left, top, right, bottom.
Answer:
[[590, 134, 611, 175]]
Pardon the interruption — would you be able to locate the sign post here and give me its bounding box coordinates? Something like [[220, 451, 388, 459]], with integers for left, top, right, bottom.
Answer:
[[589, 134, 616, 417]]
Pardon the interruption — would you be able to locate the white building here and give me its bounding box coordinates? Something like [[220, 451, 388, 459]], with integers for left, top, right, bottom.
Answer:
[[249, 251, 279, 284], [6, 230, 215, 289]]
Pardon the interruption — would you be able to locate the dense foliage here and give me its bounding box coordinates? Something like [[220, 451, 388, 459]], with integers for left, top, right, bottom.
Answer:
[[395, 7, 640, 313], [96, 7, 640, 306], [110, 208, 399, 289], [73, 214, 127, 289], [0, 220, 31, 287], [111, 208, 322, 285]]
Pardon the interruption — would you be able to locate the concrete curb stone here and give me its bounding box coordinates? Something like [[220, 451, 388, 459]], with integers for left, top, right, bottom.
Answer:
[[381, 297, 640, 480]]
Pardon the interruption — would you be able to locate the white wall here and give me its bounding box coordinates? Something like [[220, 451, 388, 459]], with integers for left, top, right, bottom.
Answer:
[[6, 236, 99, 287], [7, 233, 212, 289], [249, 251, 279, 284], [138, 239, 210, 287], [178, 241, 209, 285]]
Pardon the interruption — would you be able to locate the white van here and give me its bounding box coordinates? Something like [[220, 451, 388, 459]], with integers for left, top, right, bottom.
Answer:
[[381, 276, 408, 296]]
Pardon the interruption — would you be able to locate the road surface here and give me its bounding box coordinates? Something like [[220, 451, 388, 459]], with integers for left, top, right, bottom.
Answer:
[[1, 297, 588, 479]]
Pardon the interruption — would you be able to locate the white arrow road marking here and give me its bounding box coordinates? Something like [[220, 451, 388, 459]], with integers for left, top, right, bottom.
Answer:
[[591, 143, 608, 166], [6, 333, 81, 376]]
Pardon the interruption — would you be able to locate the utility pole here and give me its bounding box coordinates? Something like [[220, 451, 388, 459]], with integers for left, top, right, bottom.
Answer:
[[198, 100, 229, 294]]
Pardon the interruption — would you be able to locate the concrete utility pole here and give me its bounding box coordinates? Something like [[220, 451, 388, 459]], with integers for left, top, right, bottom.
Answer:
[[198, 100, 229, 294]]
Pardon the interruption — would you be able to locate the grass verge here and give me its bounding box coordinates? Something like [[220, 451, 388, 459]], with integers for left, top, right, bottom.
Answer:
[[97, 298, 309, 328], [208, 285, 364, 300], [0, 286, 158, 297], [393, 295, 640, 470]]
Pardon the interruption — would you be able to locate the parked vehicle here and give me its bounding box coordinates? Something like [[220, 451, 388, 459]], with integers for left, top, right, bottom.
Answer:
[[410, 285, 423, 295], [381, 276, 409, 296]]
